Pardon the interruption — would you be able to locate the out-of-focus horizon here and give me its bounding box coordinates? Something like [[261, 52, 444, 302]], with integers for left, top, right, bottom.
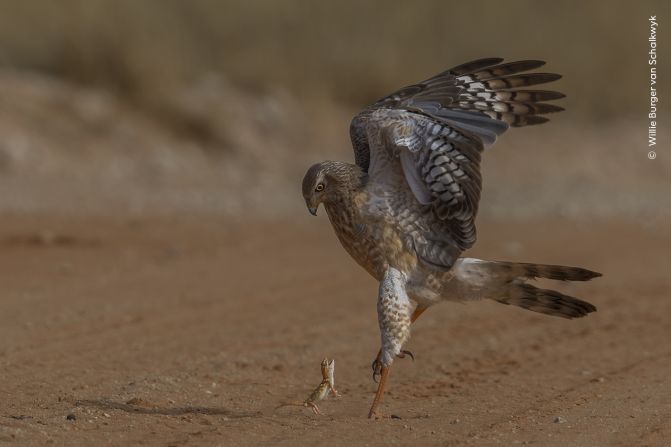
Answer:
[[0, 0, 668, 218]]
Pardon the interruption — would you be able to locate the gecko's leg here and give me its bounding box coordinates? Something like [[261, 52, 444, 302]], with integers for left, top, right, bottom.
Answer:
[[368, 268, 412, 419], [371, 305, 426, 382], [275, 401, 305, 411], [308, 402, 321, 415]]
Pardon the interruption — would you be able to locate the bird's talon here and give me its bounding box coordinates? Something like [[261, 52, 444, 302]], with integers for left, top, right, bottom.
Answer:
[[398, 350, 414, 361], [371, 357, 382, 383], [372, 367, 381, 383], [368, 409, 384, 419]]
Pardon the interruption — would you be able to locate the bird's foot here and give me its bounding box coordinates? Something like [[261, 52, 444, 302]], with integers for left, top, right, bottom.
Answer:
[[367, 408, 385, 419], [397, 350, 414, 361], [371, 350, 415, 383]]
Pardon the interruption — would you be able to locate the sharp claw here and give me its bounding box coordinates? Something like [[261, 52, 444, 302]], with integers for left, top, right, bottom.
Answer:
[[372, 364, 381, 383], [371, 356, 382, 383], [399, 350, 415, 361]]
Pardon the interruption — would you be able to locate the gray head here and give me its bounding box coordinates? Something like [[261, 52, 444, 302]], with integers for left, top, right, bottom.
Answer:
[[301, 161, 363, 216]]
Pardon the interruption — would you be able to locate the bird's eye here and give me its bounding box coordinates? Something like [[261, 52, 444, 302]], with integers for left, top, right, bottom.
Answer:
[[315, 183, 324, 192]]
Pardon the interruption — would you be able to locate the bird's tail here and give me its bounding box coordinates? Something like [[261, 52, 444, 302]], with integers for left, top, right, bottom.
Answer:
[[453, 259, 601, 319]]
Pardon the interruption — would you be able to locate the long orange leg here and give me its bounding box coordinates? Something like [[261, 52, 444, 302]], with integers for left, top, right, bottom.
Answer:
[[368, 306, 428, 418], [410, 306, 428, 323], [368, 365, 390, 418]]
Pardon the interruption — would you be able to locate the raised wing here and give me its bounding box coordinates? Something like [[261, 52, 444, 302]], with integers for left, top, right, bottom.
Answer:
[[353, 59, 564, 263], [351, 58, 564, 171], [368, 109, 483, 253]]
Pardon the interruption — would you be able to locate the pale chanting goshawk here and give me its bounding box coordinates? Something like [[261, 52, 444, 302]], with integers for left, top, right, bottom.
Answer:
[[301, 58, 601, 418]]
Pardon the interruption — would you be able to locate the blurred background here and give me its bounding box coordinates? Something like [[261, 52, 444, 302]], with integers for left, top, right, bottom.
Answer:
[[2, 4, 670, 444], [0, 0, 667, 218]]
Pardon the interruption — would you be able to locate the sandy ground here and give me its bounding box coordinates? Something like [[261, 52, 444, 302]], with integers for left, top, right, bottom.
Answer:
[[0, 214, 669, 446]]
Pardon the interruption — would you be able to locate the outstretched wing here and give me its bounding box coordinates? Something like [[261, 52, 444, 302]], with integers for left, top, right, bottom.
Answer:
[[351, 58, 564, 171], [367, 109, 483, 253], [352, 58, 564, 263]]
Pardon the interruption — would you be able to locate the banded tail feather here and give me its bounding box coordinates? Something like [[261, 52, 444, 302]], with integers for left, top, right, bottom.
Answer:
[[497, 284, 597, 319], [487, 261, 602, 282], [454, 259, 600, 319], [495, 261, 600, 319]]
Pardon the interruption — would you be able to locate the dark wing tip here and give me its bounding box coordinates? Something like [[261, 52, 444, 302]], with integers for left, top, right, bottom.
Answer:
[[534, 90, 566, 101], [588, 270, 603, 279], [448, 57, 505, 75], [533, 103, 565, 114], [536, 73, 562, 83], [510, 115, 549, 127]]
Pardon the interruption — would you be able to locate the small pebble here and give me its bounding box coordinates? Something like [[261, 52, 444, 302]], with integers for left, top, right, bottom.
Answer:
[[554, 416, 567, 424], [66, 414, 76, 421]]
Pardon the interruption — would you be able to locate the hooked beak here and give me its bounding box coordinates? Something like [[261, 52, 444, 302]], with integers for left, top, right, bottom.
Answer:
[[306, 199, 318, 216], [305, 196, 320, 216]]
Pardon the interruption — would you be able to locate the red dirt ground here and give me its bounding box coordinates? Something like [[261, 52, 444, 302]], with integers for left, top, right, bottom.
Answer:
[[0, 215, 668, 446]]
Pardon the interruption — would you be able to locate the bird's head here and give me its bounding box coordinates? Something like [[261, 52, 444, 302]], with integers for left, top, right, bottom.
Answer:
[[301, 162, 333, 216], [302, 161, 364, 216]]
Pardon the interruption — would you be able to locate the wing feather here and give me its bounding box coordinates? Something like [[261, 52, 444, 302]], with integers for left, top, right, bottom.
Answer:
[[368, 110, 483, 254], [351, 58, 564, 169], [352, 58, 564, 264]]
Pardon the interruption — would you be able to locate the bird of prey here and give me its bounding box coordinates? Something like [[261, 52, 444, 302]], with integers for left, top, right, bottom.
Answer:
[[301, 58, 601, 419]]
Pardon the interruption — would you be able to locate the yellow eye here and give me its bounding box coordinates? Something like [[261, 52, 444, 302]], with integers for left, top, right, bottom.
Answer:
[[315, 183, 324, 192]]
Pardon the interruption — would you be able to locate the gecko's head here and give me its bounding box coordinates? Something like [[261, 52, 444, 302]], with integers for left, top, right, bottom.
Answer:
[[320, 358, 335, 383]]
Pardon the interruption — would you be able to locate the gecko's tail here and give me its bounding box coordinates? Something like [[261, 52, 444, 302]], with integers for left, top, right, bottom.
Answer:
[[275, 401, 307, 410]]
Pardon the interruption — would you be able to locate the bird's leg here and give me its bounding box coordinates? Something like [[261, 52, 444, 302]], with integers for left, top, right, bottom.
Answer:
[[368, 364, 390, 419], [371, 305, 426, 382], [411, 305, 428, 323], [368, 267, 412, 419]]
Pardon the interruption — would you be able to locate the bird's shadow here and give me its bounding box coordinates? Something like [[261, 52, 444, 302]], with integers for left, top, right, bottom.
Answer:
[[75, 399, 260, 418]]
